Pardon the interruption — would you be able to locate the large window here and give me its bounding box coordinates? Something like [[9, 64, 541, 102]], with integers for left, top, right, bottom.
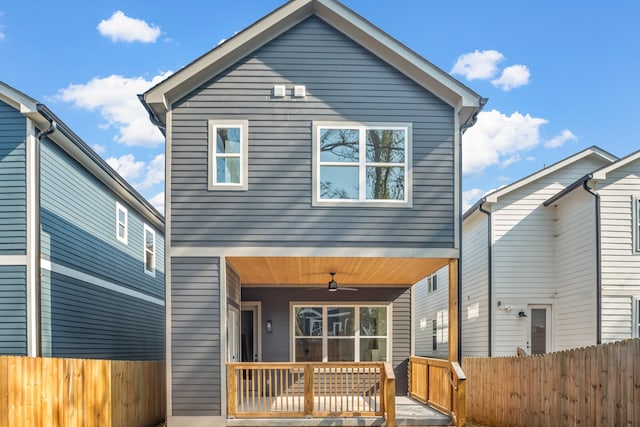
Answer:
[[292, 304, 389, 362], [313, 122, 411, 206], [143, 224, 156, 276], [115, 202, 128, 244], [208, 120, 248, 190]]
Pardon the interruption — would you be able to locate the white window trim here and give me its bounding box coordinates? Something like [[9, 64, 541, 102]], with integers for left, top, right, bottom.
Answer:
[[290, 302, 392, 363], [143, 224, 156, 277], [312, 121, 412, 207], [115, 202, 128, 244], [634, 196, 640, 254], [208, 119, 249, 191], [633, 297, 640, 339]]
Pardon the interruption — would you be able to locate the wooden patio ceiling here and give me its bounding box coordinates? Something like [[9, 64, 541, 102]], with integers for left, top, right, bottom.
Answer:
[[226, 256, 450, 287]]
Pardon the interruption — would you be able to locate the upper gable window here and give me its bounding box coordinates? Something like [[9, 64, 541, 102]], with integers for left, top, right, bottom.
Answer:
[[116, 202, 128, 244], [208, 120, 249, 190], [313, 122, 411, 206]]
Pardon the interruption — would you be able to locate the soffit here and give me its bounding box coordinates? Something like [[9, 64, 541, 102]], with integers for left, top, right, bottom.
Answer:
[[226, 256, 448, 287]]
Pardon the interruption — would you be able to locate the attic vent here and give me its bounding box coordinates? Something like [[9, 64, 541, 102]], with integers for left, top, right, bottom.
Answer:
[[273, 85, 286, 97], [293, 85, 306, 98]]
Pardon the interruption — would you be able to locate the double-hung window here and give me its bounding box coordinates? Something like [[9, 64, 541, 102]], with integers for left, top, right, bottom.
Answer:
[[115, 202, 128, 244], [292, 304, 389, 362], [208, 120, 248, 190], [427, 274, 438, 294], [313, 122, 411, 206], [143, 224, 156, 276]]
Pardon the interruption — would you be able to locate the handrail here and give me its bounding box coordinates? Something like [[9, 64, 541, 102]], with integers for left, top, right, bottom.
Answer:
[[227, 362, 392, 421], [408, 356, 467, 427]]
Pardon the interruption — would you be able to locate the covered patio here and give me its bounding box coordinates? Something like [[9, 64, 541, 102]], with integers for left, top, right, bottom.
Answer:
[[224, 256, 465, 427]]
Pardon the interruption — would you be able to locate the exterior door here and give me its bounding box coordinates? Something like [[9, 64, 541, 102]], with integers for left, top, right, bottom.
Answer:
[[241, 302, 261, 362], [528, 305, 551, 354], [227, 307, 240, 362]]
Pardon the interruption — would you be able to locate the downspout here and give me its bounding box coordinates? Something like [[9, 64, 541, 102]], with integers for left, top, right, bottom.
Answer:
[[478, 199, 492, 356], [582, 176, 601, 344], [34, 120, 57, 356]]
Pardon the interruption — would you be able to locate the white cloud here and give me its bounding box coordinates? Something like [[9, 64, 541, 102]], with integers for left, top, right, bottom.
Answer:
[[491, 64, 531, 91], [462, 188, 486, 213], [451, 50, 505, 80], [138, 154, 165, 189], [0, 32, 5, 42], [55, 72, 171, 147], [107, 154, 145, 181], [97, 11, 161, 43], [544, 129, 577, 148], [149, 192, 165, 215], [92, 144, 106, 154], [107, 153, 164, 191], [462, 109, 548, 176]]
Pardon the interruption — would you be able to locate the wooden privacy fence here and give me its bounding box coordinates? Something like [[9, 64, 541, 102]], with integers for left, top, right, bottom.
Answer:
[[0, 356, 165, 427], [464, 339, 640, 427], [227, 362, 396, 426], [408, 356, 466, 427]]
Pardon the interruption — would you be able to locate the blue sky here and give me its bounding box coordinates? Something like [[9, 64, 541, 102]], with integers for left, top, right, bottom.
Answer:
[[2, 1, 639, 213]]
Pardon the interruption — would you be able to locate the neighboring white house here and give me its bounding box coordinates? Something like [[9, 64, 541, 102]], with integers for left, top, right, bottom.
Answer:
[[414, 146, 629, 357]]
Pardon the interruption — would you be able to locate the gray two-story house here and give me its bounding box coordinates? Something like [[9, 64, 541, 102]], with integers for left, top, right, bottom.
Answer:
[[0, 81, 165, 360], [142, 0, 484, 425]]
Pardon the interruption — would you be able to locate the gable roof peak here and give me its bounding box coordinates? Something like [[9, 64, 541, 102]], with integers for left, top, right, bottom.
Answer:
[[142, 0, 484, 130]]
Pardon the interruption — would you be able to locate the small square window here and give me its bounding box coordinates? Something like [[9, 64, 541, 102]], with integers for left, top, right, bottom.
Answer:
[[144, 224, 156, 276], [208, 120, 249, 190], [116, 202, 128, 244]]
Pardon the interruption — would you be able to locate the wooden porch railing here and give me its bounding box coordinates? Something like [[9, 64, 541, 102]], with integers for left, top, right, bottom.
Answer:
[[227, 362, 396, 426], [408, 356, 466, 427]]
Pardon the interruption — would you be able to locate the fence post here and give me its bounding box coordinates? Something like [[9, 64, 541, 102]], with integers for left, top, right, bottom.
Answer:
[[304, 364, 314, 416]]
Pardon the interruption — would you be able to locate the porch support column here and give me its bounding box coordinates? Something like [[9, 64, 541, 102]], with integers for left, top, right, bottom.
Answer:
[[448, 258, 459, 363]]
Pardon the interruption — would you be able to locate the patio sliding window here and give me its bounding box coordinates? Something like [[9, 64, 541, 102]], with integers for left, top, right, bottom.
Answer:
[[292, 304, 389, 362], [313, 122, 411, 206]]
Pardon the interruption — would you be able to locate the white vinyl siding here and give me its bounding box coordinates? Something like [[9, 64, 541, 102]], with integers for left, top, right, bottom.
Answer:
[[551, 189, 597, 350], [596, 159, 640, 342], [413, 267, 448, 358], [461, 212, 490, 356], [491, 155, 610, 355]]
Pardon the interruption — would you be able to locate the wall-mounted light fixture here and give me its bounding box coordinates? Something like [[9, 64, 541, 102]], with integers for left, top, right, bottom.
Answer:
[[518, 310, 528, 318], [266, 320, 273, 333]]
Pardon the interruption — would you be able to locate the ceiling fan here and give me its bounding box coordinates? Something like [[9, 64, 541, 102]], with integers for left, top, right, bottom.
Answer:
[[327, 272, 358, 292]]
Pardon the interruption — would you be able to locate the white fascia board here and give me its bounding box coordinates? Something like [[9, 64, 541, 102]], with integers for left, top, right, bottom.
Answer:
[[591, 149, 640, 180], [485, 147, 617, 203]]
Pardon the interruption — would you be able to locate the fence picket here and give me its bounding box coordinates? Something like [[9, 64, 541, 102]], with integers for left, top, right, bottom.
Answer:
[[464, 339, 640, 427]]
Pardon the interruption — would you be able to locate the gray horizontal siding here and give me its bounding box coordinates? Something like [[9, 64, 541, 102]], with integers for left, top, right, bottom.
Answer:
[[170, 16, 455, 249], [241, 286, 411, 394], [40, 270, 163, 360], [0, 265, 27, 355], [0, 100, 27, 255], [40, 138, 164, 299], [171, 257, 221, 416]]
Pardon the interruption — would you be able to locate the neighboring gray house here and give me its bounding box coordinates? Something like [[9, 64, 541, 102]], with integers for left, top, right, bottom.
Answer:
[[0, 81, 165, 360], [415, 146, 630, 358]]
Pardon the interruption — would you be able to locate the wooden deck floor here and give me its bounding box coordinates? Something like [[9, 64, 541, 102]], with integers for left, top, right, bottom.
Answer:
[[228, 396, 452, 426]]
